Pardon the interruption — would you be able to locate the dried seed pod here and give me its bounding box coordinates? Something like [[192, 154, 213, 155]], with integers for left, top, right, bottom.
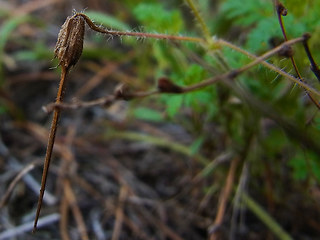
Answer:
[[54, 14, 85, 68], [277, 3, 288, 16]]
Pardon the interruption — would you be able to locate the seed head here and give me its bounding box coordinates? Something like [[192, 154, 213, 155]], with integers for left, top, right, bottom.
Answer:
[[54, 14, 85, 68]]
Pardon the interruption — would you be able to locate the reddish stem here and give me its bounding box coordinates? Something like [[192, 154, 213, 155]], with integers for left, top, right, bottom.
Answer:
[[33, 66, 68, 233]]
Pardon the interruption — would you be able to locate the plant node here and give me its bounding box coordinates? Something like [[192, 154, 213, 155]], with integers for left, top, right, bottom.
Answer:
[[157, 77, 183, 93], [278, 44, 294, 58], [114, 84, 134, 100]]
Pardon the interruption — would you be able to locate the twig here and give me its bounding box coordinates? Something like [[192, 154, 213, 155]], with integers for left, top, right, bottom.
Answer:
[[302, 33, 320, 82], [0, 214, 60, 240], [64, 179, 89, 240], [91, 211, 107, 240], [105, 131, 209, 165], [0, 161, 37, 209], [218, 38, 320, 97], [43, 89, 158, 113], [75, 175, 153, 240], [43, 36, 320, 114], [274, 1, 320, 109], [209, 157, 240, 240], [60, 194, 71, 240], [134, 204, 184, 240], [230, 162, 249, 240], [111, 186, 128, 240]]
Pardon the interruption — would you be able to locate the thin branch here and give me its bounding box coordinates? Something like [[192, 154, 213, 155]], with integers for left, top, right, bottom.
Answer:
[[60, 194, 71, 240], [64, 179, 89, 240], [274, 1, 320, 109], [0, 161, 38, 209], [0, 214, 60, 239], [111, 186, 128, 240], [42, 36, 320, 115], [43, 89, 158, 113], [302, 33, 320, 82], [218, 38, 320, 97], [76, 13, 205, 44], [209, 157, 240, 240], [183, 0, 211, 40]]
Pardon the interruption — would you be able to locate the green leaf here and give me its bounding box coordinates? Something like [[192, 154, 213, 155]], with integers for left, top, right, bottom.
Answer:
[[166, 95, 183, 118], [183, 64, 207, 85], [133, 107, 163, 122], [133, 3, 184, 33], [246, 17, 281, 52], [0, 15, 32, 84], [85, 11, 130, 30], [0, 105, 7, 115], [221, 0, 271, 26], [190, 137, 204, 155], [288, 154, 308, 181]]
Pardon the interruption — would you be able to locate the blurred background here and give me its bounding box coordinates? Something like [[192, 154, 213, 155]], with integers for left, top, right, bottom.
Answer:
[[1, 0, 320, 239]]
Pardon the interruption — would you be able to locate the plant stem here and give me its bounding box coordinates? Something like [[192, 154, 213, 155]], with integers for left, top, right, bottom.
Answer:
[[184, 0, 211, 40], [76, 13, 204, 44], [274, 1, 320, 109], [302, 35, 320, 82], [45, 36, 320, 113], [210, 157, 239, 240], [241, 193, 293, 240], [33, 66, 68, 233], [218, 38, 320, 97], [106, 131, 209, 165]]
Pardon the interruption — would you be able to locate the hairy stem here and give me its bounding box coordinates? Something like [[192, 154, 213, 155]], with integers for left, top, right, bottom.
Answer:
[[184, 0, 211, 40], [218, 38, 320, 97], [76, 13, 204, 44], [275, 1, 320, 109], [44, 36, 320, 114]]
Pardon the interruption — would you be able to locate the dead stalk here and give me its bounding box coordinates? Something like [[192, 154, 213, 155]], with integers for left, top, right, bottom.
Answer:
[[33, 66, 68, 232]]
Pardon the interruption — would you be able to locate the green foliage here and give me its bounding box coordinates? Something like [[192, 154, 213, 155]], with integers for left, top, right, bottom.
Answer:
[[0, 105, 6, 115], [220, 0, 318, 55], [289, 151, 320, 181], [13, 41, 52, 61], [165, 95, 183, 118], [133, 3, 184, 33], [133, 107, 164, 122], [85, 11, 130, 30], [161, 64, 217, 121], [190, 136, 205, 155], [2, 0, 320, 238], [0, 15, 32, 84], [221, 0, 271, 27]]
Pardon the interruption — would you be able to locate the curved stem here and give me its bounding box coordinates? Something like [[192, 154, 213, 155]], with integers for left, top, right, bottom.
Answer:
[[76, 13, 204, 44]]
